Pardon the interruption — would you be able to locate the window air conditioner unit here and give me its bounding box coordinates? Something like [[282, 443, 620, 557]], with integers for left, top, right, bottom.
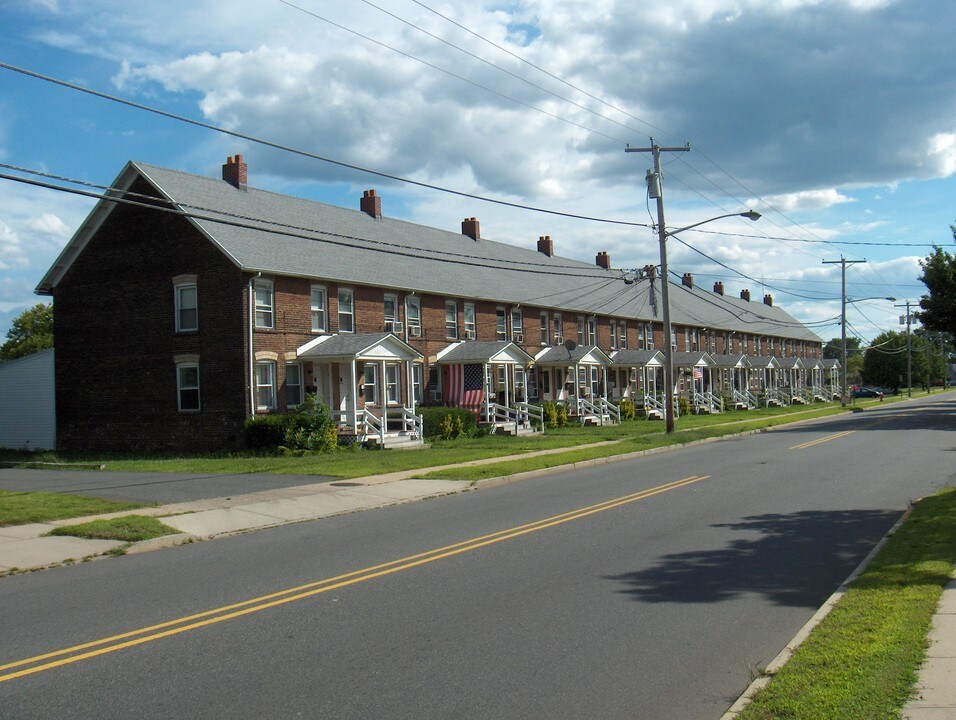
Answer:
[[513, 333, 524, 343], [388, 321, 403, 333], [554, 336, 563, 344], [409, 325, 422, 338], [464, 330, 476, 340]]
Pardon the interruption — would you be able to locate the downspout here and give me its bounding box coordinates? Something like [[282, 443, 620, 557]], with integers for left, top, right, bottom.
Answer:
[[247, 273, 261, 418]]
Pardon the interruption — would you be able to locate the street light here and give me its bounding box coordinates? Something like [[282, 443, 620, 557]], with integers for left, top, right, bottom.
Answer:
[[656, 210, 762, 433]]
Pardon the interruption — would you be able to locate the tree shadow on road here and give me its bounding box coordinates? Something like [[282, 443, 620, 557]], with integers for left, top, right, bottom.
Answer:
[[606, 508, 902, 607]]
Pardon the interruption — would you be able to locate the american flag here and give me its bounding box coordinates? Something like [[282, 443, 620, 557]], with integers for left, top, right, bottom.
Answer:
[[444, 364, 484, 410], [692, 366, 703, 381]]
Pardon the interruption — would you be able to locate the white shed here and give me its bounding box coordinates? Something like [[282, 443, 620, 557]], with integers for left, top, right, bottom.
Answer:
[[0, 348, 55, 450]]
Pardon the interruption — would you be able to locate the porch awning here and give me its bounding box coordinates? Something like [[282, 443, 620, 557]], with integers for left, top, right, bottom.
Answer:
[[710, 353, 752, 370], [610, 349, 664, 368], [822, 358, 841, 370], [749, 355, 782, 370], [434, 340, 534, 365], [534, 344, 612, 367], [776, 356, 805, 370], [297, 332, 423, 362], [671, 351, 716, 369]]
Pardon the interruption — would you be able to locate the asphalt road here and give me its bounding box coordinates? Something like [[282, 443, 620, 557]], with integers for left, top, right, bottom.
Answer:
[[1, 394, 954, 719]]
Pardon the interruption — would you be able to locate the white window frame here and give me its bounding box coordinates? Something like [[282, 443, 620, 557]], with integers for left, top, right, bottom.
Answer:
[[511, 308, 523, 340], [406, 296, 422, 333], [619, 320, 627, 350], [254, 279, 274, 329], [310, 285, 327, 333], [175, 282, 198, 333], [577, 315, 586, 345], [286, 362, 304, 408], [384, 293, 399, 329], [255, 361, 277, 410], [412, 364, 423, 404], [363, 363, 379, 405], [609, 319, 617, 350], [496, 308, 507, 341], [587, 316, 596, 345], [445, 300, 458, 339], [464, 303, 476, 338], [539, 311, 549, 345], [385, 363, 400, 405], [337, 288, 354, 333], [177, 363, 200, 412], [553, 312, 563, 344]]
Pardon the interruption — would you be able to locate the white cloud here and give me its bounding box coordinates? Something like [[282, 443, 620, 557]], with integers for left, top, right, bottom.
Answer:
[[927, 132, 956, 178], [758, 189, 855, 213]]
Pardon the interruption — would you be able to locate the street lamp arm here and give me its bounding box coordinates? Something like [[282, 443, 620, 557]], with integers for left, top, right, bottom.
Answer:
[[664, 210, 761, 237]]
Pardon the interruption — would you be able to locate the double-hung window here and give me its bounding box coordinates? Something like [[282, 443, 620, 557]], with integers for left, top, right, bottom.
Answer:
[[577, 315, 586, 345], [463, 303, 476, 339], [384, 294, 399, 332], [587, 317, 597, 345], [406, 296, 422, 336], [553, 313, 563, 344], [619, 320, 627, 350], [539, 311, 549, 345], [175, 282, 198, 332], [363, 364, 379, 405], [177, 364, 200, 411], [338, 288, 354, 333], [385, 364, 400, 404], [511, 308, 523, 341], [311, 286, 327, 332], [255, 279, 274, 329], [445, 301, 458, 339], [609, 320, 618, 350], [286, 363, 304, 408], [496, 308, 507, 341], [256, 361, 277, 410]]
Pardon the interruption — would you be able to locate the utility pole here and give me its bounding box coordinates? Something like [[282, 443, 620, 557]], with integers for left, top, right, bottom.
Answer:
[[626, 139, 690, 433], [822, 256, 866, 402], [895, 300, 914, 397]]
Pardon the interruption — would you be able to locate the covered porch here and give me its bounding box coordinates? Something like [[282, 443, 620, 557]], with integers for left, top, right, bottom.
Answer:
[[822, 358, 842, 399], [777, 356, 809, 404], [434, 341, 541, 434], [712, 354, 757, 409], [610, 349, 665, 419], [672, 351, 722, 414], [534, 345, 618, 424], [749, 355, 784, 406], [297, 332, 424, 448]]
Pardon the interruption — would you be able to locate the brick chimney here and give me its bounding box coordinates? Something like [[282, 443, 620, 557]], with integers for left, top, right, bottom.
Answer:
[[643, 264, 657, 279], [682, 272, 694, 289], [713, 281, 725, 296], [360, 189, 382, 219], [462, 217, 480, 240], [740, 289, 751, 302], [596, 251, 611, 270], [222, 154, 247, 189], [763, 293, 773, 306], [537, 235, 554, 256]]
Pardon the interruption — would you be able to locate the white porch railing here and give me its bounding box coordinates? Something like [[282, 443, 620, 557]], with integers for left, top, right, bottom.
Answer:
[[360, 408, 385, 445], [644, 394, 665, 419], [576, 396, 620, 425], [515, 401, 545, 432], [692, 391, 723, 414], [486, 402, 519, 435], [811, 385, 827, 401], [334, 406, 422, 444], [764, 387, 785, 406], [601, 398, 621, 424], [732, 388, 758, 410]]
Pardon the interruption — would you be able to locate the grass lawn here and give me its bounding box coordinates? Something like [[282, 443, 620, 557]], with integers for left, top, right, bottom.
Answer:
[[46, 515, 180, 543], [736, 486, 956, 720], [0, 490, 149, 527]]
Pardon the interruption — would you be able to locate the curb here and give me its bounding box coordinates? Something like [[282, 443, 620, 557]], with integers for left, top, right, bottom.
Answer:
[[719, 505, 915, 719]]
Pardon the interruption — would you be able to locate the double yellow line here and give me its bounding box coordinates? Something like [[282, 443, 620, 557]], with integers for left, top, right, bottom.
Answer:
[[0, 474, 709, 683], [790, 416, 893, 450]]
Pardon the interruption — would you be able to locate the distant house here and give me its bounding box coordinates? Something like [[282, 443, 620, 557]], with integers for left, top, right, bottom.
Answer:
[[36, 155, 823, 451], [0, 348, 55, 450]]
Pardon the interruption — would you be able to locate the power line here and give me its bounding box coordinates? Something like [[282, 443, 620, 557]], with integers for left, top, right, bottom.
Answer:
[[0, 62, 651, 230]]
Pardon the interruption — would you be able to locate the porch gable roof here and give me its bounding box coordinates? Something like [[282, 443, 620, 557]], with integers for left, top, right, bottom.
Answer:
[[297, 332, 422, 361], [534, 344, 612, 366], [609, 349, 664, 368], [671, 351, 716, 368], [434, 341, 534, 365], [777, 356, 805, 370], [822, 358, 841, 369], [749, 355, 783, 370], [711, 353, 752, 369]]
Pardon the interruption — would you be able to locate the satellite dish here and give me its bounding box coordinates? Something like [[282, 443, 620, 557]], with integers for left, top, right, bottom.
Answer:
[[564, 339, 577, 352]]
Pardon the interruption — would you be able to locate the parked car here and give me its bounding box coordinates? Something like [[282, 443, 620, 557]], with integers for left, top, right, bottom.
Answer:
[[851, 386, 884, 398]]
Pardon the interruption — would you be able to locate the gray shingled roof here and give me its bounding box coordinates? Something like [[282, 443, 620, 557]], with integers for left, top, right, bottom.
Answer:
[[710, 354, 752, 369], [535, 344, 612, 365], [671, 351, 714, 367], [610, 349, 664, 367], [297, 332, 421, 360], [38, 160, 822, 343], [435, 341, 533, 364]]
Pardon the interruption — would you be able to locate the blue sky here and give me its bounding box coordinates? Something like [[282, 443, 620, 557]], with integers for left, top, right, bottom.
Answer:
[[2, 0, 954, 345]]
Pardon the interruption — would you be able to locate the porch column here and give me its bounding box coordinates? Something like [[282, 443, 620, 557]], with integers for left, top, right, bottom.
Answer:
[[483, 363, 491, 422], [504, 365, 511, 408], [350, 359, 358, 436], [602, 366, 608, 400]]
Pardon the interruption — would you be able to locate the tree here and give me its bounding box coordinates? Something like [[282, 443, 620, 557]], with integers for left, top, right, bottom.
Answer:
[[822, 336, 861, 360], [862, 330, 942, 391], [0, 303, 54, 361], [917, 224, 956, 336]]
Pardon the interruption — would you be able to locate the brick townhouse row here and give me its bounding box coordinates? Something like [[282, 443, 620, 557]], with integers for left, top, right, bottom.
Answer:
[[37, 155, 823, 451]]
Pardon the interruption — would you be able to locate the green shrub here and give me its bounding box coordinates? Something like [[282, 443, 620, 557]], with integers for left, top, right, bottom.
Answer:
[[618, 398, 636, 420], [542, 401, 569, 428], [678, 396, 691, 416], [417, 406, 478, 438], [244, 394, 338, 453]]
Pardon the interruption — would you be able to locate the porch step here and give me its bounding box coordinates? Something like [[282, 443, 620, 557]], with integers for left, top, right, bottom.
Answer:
[[645, 410, 663, 421], [365, 433, 426, 450]]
